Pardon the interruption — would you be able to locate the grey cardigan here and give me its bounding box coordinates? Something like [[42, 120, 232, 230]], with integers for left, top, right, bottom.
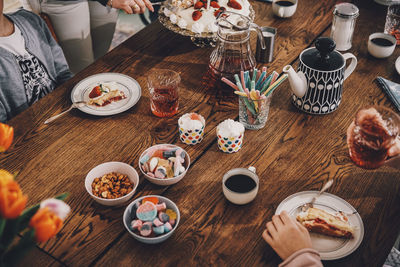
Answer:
[[0, 9, 72, 122]]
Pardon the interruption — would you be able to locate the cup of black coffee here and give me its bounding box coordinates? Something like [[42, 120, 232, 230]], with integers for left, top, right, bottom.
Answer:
[[272, 0, 297, 18], [222, 166, 259, 205], [368, 32, 396, 58]]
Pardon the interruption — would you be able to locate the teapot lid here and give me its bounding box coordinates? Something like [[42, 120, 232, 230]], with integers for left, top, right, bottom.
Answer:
[[300, 37, 344, 71]]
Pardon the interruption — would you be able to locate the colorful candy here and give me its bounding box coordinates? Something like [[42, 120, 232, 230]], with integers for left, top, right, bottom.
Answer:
[[140, 146, 187, 180], [130, 198, 177, 237], [136, 201, 157, 221]]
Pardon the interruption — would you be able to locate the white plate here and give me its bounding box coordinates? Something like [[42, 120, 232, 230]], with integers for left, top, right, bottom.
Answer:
[[276, 191, 364, 261], [71, 73, 141, 116], [395, 56, 400, 75]]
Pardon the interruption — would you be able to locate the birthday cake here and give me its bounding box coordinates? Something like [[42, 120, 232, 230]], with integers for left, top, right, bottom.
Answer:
[[162, 0, 252, 34]]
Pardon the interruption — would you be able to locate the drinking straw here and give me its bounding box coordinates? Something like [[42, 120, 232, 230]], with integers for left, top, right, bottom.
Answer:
[[256, 69, 261, 81], [270, 71, 279, 85], [260, 74, 273, 93], [221, 77, 239, 91], [244, 87, 250, 97], [262, 66, 267, 72], [251, 80, 256, 91], [244, 71, 250, 89], [240, 71, 246, 91], [263, 74, 288, 96], [252, 69, 258, 83], [256, 90, 261, 98], [255, 71, 266, 90], [234, 91, 248, 97], [235, 74, 244, 92]]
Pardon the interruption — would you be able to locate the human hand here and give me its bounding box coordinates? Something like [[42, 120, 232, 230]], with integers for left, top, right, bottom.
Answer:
[[262, 211, 312, 260], [109, 0, 154, 14]]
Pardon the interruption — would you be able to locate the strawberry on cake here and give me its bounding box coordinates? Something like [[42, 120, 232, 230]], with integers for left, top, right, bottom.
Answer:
[[162, 0, 252, 34]]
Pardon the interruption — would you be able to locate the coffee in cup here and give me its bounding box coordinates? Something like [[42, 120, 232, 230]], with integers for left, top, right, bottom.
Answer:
[[272, 0, 297, 18], [222, 166, 259, 205]]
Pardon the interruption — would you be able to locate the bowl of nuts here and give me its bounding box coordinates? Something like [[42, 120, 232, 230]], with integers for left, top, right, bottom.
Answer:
[[123, 195, 180, 244], [138, 144, 190, 186], [85, 162, 139, 206]]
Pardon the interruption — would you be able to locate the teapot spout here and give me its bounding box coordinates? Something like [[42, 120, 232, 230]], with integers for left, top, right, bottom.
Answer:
[[283, 65, 307, 98]]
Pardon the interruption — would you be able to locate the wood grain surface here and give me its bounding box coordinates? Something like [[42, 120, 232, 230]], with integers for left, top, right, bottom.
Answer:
[[2, 0, 399, 266]]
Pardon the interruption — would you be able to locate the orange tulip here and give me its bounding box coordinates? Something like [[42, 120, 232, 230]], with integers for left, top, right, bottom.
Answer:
[[0, 123, 13, 152], [0, 169, 14, 187], [29, 207, 63, 242], [0, 180, 27, 219]]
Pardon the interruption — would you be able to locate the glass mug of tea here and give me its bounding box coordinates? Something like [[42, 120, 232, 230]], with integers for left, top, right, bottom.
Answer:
[[347, 106, 400, 169], [147, 69, 180, 117], [272, 0, 297, 18], [222, 166, 259, 205]]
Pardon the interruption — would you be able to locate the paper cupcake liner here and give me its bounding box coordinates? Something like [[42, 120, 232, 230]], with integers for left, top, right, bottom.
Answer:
[[217, 133, 244, 153], [179, 125, 205, 145]]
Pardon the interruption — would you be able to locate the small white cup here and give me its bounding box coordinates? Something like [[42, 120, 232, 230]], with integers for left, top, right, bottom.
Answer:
[[222, 166, 259, 205], [272, 0, 297, 18], [368, 33, 396, 58]]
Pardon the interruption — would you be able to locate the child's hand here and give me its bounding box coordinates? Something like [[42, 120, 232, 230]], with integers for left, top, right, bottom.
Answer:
[[262, 211, 312, 260]]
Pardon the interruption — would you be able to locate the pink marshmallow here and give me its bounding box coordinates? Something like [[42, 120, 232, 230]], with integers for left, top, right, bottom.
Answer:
[[131, 219, 143, 230], [153, 218, 164, 227], [156, 202, 167, 211], [146, 172, 155, 177], [164, 222, 172, 231], [169, 219, 175, 226]]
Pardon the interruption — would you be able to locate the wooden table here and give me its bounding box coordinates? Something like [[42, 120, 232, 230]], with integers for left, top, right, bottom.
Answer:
[[2, 0, 400, 266]]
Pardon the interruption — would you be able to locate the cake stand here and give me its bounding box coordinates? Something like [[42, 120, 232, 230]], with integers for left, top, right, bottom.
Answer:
[[158, 5, 255, 47]]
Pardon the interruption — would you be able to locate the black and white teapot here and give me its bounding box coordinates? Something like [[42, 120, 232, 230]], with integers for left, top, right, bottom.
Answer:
[[283, 37, 357, 115]]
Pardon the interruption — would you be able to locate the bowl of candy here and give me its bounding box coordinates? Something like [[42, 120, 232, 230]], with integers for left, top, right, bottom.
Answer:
[[123, 195, 180, 244], [85, 162, 139, 206], [138, 144, 190, 186]]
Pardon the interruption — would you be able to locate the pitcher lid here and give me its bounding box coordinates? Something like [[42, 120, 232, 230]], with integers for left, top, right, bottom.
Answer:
[[300, 37, 344, 71]]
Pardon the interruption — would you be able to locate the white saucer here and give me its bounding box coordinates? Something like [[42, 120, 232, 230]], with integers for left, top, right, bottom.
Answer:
[[71, 73, 141, 116], [395, 56, 400, 75], [276, 191, 364, 260]]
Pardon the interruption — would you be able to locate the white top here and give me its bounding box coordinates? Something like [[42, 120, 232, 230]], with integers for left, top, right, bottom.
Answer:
[[0, 24, 28, 56], [179, 113, 204, 130], [217, 119, 244, 137]]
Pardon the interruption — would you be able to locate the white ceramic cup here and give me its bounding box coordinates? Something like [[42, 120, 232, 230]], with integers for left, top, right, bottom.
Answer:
[[222, 166, 259, 205], [272, 0, 297, 18], [368, 32, 396, 58]]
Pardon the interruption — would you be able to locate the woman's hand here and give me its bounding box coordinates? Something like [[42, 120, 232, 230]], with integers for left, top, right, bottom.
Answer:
[[262, 211, 312, 260], [109, 0, 154, 14]]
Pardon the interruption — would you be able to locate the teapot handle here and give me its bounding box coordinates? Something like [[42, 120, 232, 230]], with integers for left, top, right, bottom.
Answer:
[[343, 53, 357, 81]]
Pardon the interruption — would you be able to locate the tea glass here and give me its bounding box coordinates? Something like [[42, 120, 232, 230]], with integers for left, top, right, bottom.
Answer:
[[384, 4, 400, 45], [147, 69, 180, 117], [347, 106, 400, 169], [239, 95, 272, 130]]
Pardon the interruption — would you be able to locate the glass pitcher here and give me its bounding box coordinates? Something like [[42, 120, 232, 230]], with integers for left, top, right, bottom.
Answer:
[[207, 11, 266, 94]]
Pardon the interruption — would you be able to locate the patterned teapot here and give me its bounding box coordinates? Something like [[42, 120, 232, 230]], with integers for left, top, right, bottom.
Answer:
[[283, 37, 357, 115]]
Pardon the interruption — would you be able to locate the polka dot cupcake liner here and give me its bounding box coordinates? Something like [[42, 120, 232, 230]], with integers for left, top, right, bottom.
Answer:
[[217, 133, 244, 153], [178, 113, 206, 145], [179, 126, 205, 145]]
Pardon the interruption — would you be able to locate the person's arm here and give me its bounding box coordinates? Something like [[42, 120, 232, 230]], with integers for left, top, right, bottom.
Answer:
[[262, 211, 323, 267]]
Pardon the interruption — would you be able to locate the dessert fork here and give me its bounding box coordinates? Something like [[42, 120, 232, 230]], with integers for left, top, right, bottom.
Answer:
[[301, 179, 334, 212], [44, 101, 87, 124]]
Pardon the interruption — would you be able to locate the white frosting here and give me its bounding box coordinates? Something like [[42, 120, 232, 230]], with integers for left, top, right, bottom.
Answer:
[[164, 8, 172, 17], [170, 14, 178, 24], [217, 119, 244, 137], [170, 0, 251, 34], [177, 18, 188, 29], [179, 113, 204, 130], [207, 22, 218, 33], [192, 22, 205, 34]]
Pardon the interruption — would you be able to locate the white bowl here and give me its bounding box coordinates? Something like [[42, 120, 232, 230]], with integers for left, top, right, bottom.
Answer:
[[123, 195, 180, 244], [85, 162, 139, 206], [138, 144, 190, 186], [368, 33, 396, 58]]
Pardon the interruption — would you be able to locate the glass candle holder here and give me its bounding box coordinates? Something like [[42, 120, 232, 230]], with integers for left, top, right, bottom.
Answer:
[[330, 3, 359, 51], [239, 95, 272, 130], [384, 4, 400, 45]]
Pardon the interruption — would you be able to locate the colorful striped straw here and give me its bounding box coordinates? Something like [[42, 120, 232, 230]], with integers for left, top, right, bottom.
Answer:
[[263, 74, 288, 97]]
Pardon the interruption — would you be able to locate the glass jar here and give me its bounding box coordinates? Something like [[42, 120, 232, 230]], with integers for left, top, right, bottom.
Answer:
[[239, 95, 272, 130], [330, 3, 359, 51]]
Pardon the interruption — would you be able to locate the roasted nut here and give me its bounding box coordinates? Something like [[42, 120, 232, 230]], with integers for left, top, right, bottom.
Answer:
[[91, 172, 134, 199]]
